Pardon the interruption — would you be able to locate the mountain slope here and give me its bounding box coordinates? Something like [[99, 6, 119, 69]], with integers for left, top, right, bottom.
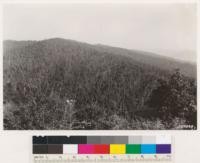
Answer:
[[3, 38, 197, 130], [94, 44, 196, 78]]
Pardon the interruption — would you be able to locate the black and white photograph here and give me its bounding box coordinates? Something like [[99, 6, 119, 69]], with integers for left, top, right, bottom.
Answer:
[[3, 3, 197, 130]]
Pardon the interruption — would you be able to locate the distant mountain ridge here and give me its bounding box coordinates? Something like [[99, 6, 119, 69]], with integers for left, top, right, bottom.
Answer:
[[4, 38, 196, 78]]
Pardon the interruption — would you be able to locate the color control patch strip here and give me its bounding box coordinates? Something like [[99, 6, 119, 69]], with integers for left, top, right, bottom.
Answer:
[[33, 136, 172, 154], [32, 136, 173, 162]]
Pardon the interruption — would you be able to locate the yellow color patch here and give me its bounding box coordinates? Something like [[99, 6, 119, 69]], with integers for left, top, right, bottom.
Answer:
[[110, 144, 126, 154]]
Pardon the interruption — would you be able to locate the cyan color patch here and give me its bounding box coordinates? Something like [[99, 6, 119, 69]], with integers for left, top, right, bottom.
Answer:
[[141, 144, 156, 154]]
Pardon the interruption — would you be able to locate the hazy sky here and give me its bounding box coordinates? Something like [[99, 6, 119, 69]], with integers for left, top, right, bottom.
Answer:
[[3, 3, 196, 62]]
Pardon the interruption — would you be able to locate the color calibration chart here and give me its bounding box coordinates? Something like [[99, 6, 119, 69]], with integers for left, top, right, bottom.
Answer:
[[32, 136, 173, 163]]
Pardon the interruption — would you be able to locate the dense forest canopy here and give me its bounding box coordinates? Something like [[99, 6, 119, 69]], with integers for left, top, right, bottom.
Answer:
[[3, 38, 197, 130]]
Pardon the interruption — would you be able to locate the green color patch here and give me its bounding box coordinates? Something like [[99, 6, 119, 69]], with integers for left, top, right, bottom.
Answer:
[[126, 144, 141, 154]]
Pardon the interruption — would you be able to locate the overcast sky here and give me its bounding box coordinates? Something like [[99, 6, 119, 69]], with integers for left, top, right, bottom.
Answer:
[[3, 3, 196, 62]]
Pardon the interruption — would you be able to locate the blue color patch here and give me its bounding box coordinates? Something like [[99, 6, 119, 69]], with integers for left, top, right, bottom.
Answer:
[[141, 144, 156, 154]]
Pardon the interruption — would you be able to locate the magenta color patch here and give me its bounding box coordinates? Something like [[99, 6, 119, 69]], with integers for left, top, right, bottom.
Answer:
[[78, 144, 94, 154]]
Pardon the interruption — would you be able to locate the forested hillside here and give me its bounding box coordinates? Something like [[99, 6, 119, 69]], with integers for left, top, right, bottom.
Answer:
[[3, 38, 197, 130]]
